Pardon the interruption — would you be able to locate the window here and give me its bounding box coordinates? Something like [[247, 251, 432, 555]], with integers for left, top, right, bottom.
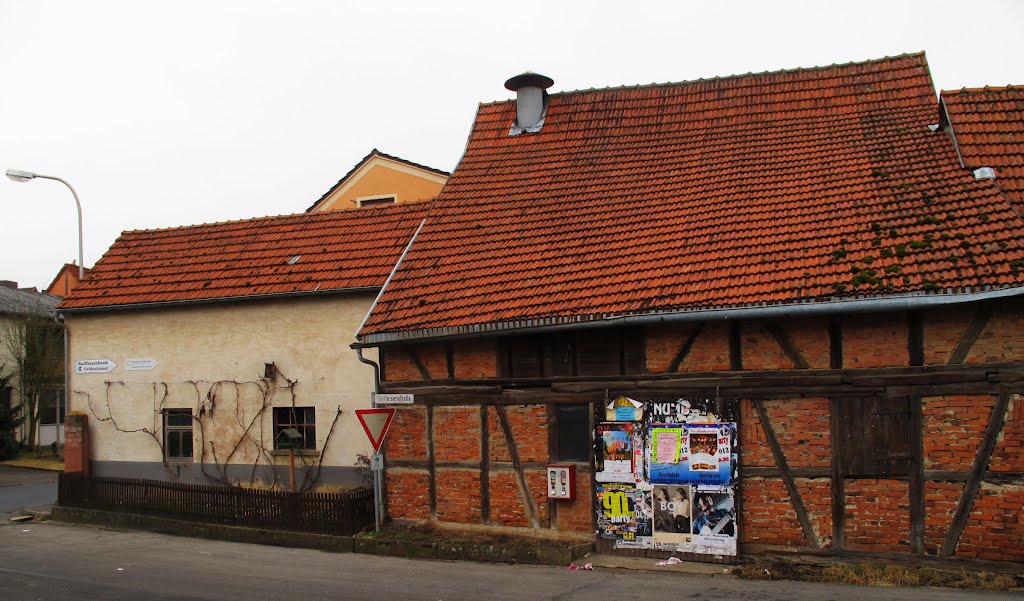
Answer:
[[832, 396, 915, 477], [39, 388, 65, 425], [273, 407, 316, 450], [163, 409, 193, 461], [356, 194, 397, 208], [556, 404, 591, 462]]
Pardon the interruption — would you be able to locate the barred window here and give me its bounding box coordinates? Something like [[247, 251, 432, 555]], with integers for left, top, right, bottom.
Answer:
[[273, 407, 316, 450], [163, 409, 193, 461]]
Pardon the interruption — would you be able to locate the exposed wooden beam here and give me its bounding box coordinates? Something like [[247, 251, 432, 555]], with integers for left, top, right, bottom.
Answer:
[[426, 406, 437, 520], [404, 345, 432, 381], [668, 323, 705, 372], [909, 394, 925, 554], [947, 302, 995, 365], [762, 321, 810, 369], [752, 399, 820, 548], [940, 390, 1014, 556], [480, 406, 490, 524], [830, 397, 846, 551], [496, 405, 539, 529], [729, 321, 743, 371]]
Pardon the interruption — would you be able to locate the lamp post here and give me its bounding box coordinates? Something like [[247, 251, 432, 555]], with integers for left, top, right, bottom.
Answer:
[[6, 168, 85, 450], [5, 169, 84, 280]]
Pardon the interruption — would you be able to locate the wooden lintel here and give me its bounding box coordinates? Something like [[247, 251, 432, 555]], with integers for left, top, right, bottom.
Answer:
[[550, 381, 637, 393], [743, 467, 831, 479]]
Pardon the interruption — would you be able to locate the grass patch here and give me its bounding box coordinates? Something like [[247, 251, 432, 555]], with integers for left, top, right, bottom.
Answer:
[[737, 558, 1023, 591]]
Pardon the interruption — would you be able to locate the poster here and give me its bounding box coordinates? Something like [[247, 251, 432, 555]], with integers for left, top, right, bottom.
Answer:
[[606, 396, 643, 421], [594, 397, 739, 557], [650, 423, 732, 486], [651, 484, 692, 545], [596, 483, 637, 541], [688, 485, 737, 555], [596, 423, 635, 483]]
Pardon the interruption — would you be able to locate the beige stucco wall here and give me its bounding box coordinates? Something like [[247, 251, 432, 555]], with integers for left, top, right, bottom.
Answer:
[[65, 294, 379, 487], [315, 159, 446, 212]]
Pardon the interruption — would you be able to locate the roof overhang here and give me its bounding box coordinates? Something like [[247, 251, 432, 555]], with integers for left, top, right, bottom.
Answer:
[[59, 286, 381, 316], [353, 285, 1024, 348]]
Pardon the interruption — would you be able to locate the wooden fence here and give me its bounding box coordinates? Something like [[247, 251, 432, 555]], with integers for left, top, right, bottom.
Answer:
[[58, 473, 374, 536]]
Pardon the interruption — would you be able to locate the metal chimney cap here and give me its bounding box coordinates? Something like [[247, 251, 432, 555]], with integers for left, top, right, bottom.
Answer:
[[505, 71, 554, 92]]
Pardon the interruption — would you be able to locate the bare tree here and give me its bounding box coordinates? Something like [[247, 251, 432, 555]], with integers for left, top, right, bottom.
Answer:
[[0, 311, 63, 450]]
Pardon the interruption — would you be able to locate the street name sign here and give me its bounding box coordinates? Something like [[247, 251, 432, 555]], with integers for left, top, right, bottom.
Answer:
[[373, 393, 414, 405], [75, 359, 116, 374]]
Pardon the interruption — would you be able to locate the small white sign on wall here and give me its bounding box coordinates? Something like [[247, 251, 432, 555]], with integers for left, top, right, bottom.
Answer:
[[75, 359, 117, 374], [126, 358, 158, 371]]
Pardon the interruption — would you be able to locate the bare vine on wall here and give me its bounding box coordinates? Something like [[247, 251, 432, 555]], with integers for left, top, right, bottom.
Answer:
[[75, 363, 343, 492]]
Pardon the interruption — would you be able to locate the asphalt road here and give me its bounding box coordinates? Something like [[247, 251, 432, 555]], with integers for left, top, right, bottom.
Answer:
[[0, 521, 1017, 601], [0, 466, 57, 515]]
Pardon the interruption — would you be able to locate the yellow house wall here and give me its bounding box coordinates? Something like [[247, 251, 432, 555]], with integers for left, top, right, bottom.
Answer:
[[315, 163, 445, 212], [66, 294, 378, 487]]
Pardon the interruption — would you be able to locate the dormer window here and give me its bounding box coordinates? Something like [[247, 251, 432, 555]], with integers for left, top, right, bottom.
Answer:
[[356, 194, 397, 208]]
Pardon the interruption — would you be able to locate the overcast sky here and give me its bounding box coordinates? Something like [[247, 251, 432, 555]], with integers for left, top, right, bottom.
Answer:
[[2, 0, 1022, 291]]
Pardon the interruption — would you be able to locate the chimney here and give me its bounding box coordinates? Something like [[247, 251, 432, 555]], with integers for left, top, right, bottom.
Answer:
[[504, 71, 554, 134]]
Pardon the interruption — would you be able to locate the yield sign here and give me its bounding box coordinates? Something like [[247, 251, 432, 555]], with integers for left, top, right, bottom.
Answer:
[[355, 408, 396, 453]]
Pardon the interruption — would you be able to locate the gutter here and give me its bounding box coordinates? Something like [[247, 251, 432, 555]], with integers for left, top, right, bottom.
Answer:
[[56, 286, 382, 316], [354, 285, 1024, 347]]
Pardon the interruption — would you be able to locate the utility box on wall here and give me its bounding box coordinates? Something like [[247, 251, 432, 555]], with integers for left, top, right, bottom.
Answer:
[[546, 464, 576, 500]]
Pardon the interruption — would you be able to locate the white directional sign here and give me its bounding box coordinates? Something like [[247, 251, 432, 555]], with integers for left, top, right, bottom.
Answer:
[[75, 359, 117, 374], [126, 358, 158, 371], [373, 393, 414, 405], [371, 452, 385, 471]]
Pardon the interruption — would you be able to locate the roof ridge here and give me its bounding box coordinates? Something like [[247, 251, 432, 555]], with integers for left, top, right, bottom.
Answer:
[[119, 200, 432, 236], [478, 52, 928, 107], [942, 84, 1024, 96]]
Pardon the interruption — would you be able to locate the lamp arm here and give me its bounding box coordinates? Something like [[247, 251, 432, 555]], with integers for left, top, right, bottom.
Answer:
[[33, 174, 84, 280]]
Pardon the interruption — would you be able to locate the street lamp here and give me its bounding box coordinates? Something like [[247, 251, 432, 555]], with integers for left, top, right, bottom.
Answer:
[[5, 169, 84, 280]]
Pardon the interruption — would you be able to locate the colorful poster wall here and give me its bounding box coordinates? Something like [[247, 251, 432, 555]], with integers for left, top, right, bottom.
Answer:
[[594, 397, 738, 556]]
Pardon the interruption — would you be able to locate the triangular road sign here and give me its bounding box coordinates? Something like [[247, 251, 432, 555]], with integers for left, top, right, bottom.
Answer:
[[355, 408, 396, 453]]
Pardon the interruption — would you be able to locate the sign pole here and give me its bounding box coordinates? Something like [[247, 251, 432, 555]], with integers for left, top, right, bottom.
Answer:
[[355, 406, 396, 533], [372, 395, 382, 534]]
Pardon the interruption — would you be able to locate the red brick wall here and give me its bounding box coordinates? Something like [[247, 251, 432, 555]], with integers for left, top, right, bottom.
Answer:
[[783, 317, 831, 369], [680, 321, 730, 371], [956, 483, 1024, 562], [488, 469, 550, 528], [554, 470, 592, 532], [990, 394, 1024, 472], [967, 298, 1024, 364], [742, 478, 832, 547], [433, 407, 480, 463], [381, 347, 422, 382], [435, 468, 482, 524], [453, 339, 497, 378], [387, 469, 431, 520], [738, 398, 830, 468], [841, 313, 909, 368], [922, 395, 996, 470], [923, 307, 971, 365], [384, 406, 427, 461], [844, 479, 911, 553], [645, 324, 692, 373], [924, 481, 962, 555], [743, 322, 798, 370]]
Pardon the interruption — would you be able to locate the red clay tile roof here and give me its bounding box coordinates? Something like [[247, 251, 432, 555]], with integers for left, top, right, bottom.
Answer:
[[59, 202, 429, 310], [941, 86, 1024, 211], [358, 53, 1024, 342]]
